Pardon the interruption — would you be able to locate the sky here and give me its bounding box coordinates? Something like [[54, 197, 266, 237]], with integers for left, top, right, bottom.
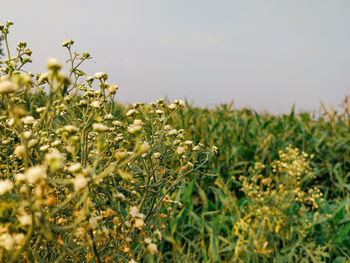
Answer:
[[1, 0, 350, 113]]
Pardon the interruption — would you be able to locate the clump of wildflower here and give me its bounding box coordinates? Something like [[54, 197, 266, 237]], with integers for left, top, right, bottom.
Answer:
[[92, 123, 109, 132], [25, 166, 47, 184], [73, 175, 88, 191], [0, 180, 14, 195], [45, 149, 65, 171], [0, 80, 18, 94]]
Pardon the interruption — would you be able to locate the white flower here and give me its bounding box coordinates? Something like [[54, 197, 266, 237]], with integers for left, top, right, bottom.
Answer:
[[144, 237, 152, 244], [155, 110, 164, 115], [152, 152, 161, 159], [6, 118, 14, 127], [94, 72, 106, 79], [38, 72, 49, 84], [18, 213, 32, 226], [127, 120, 143, 134], [108, 84, 118, 94], [126, 109, 137, 117], [13, 233, 25, 245], [25, 166, 47, 184], [0, 180, 14, 195], [64, 125, 79, 133], [112, 120, 122, 127], [90, 100, 101, 108], [23, 131, 32, 139], [192, 145, 200, 151], [21, 116, 35, 125], [184, 140, 193, 145], [0, 233, 14, 251], [68, 163, 82, 173], [14, 173, 26, 182], [129, 259, 138, 263], [89, 216, 101, 229], [129, 206, 139, 217], [139, 142, 150, 154], [45, 148, 65, 171], [0, 80, 18, 94], [39, 145, 50, 152], [116, 192, 126, 200], [168, 103, 177, 110], [47, 58, 62, 71], [148, 243, 158, 255], [167, 129, 178, 136], [14, 145, 25, 158], [155, 229, 162, 240], [92, 123, 109, 132], [176, 147, 185, 155], [178, 100, 185, 107], [134, 218, 145, 229], [104, 113, 114, 120], [73, 175, 88, 191]]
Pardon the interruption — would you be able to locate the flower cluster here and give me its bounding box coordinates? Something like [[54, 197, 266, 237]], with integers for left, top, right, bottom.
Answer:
[[0, 22, 215, 262]]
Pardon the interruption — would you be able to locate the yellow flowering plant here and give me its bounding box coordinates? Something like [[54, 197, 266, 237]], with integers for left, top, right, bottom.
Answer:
[[0, 21, 215, 262]]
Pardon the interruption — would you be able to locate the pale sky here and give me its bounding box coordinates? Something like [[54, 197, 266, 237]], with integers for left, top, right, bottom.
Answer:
[[1, 0, 350, 113]]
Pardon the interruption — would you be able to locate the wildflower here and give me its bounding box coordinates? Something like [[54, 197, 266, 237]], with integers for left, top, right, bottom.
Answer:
[[94, 72, 107, 80], [6, 118, 14, 126], [39, 145, 50, 152], [13, 233, 25, 245], [126, 109, 137, 117], [64, 125, 79, 133], [45, 149, 65, 171], [36, 107, 45, 113], [0, 233, 14, 251], [115, 192, 126, 200], [112, 120, 122, 127], [152, 152, 161, 159], [148, 243, 158, 255], [129, 206, 139, 217], [176, 146, 185, 155], [0, 180, 14, 195], [92, 123, 109, 132], [129, 260, 138, 263], [144, 238, 152, 244], [18, 213, 32, 226], [127, 119, 143, 134], [192, 145, 200, 151], [155, 229, 162, 240], [0, 80, 18, 94], [156, 110, 164, 115], [25, 166, 47, 184], [90, 100, 101, 108], [104, 113, 114, 120], [23, 131, 32, 139], [139, 142, 150, 154], [47, 58, 62, 71], [89, 216, 101, 229], [14, 173, 26, 182], [14, 145, 25, 158], [21, 116, 35, 125], [168, 103, 177, 110], [38, 72, 49, 84], [73, 175, 88, 191], [68, 163, 82, 173], [184, 140, 193, 145], [108, 84, 118, 94], [134, 218, 145, 229]]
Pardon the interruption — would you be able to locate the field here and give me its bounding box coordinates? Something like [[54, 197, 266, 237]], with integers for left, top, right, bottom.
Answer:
[[0, 21, 349, 262]]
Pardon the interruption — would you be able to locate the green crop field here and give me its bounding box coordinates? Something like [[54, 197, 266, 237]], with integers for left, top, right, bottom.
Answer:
[[0, 21, 349, 263]]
